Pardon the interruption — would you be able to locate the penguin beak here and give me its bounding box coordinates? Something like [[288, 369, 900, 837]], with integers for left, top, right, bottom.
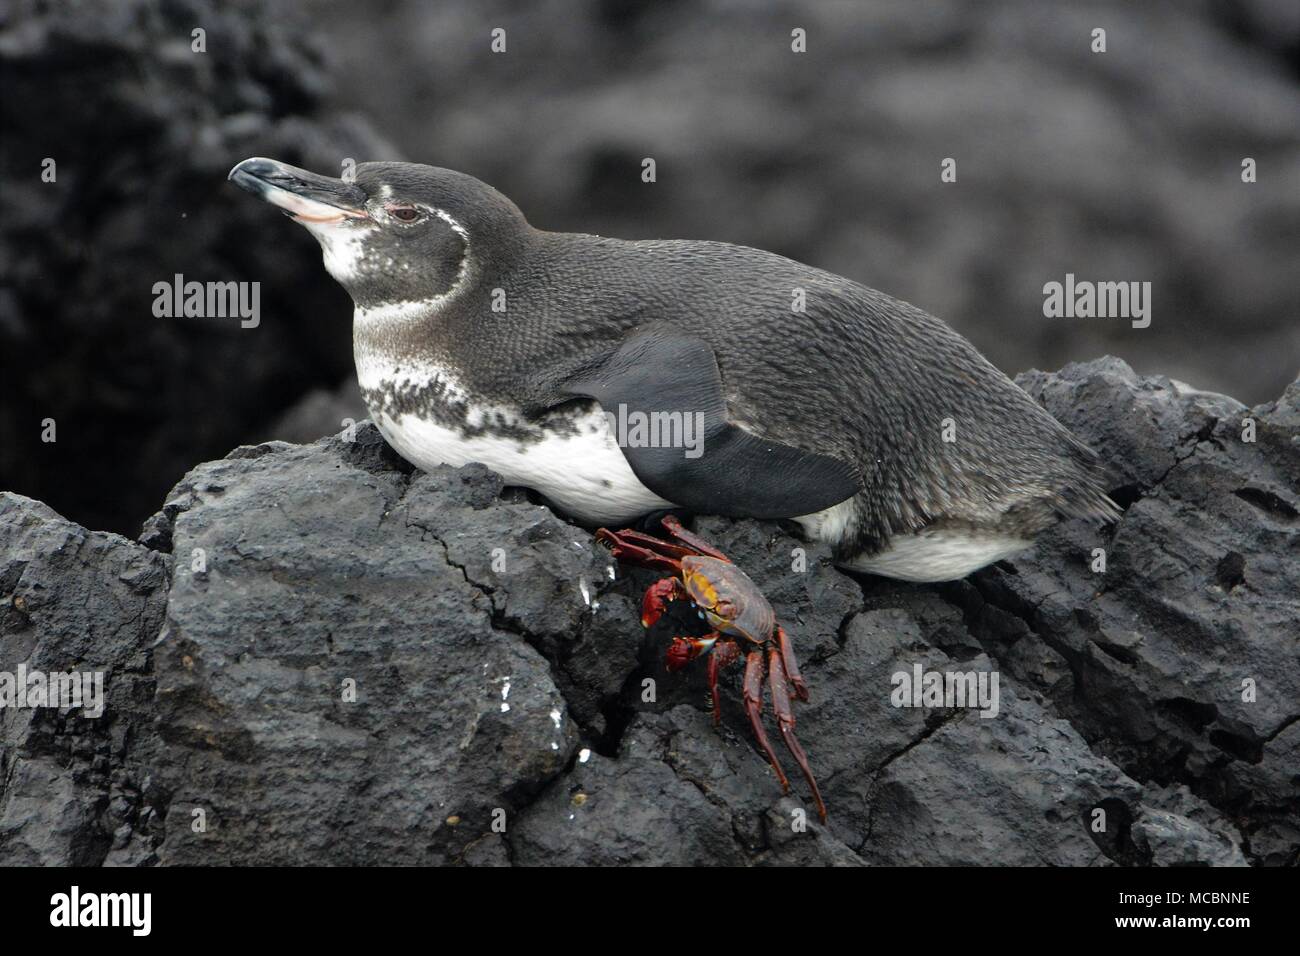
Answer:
[[228, 157, 369, 224]]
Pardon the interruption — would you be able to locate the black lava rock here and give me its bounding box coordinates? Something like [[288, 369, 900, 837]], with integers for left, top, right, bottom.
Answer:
[[0, 0, 392, 535], [0, 359, 1295, 865]]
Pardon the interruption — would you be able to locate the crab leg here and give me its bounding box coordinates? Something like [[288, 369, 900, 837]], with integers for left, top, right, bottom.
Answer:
[[742, 649, 791, 794], [767, 646, 828, 822], [775, 625, 810, 702], [594, 528, 682, 573], [658, 515, 732, 562], [705, 638, 743, 724], [598, 527, 701, 560]]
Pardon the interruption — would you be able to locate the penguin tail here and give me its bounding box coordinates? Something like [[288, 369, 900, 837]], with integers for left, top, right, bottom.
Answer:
[[1056, 481, 1124, 526], [1056, 435, 1124, 526]]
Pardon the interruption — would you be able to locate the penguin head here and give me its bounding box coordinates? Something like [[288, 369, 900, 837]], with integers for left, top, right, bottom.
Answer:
[[228, 158, 528, 309]]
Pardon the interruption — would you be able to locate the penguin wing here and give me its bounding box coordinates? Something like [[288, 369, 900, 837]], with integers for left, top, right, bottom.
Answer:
[[559, 325, 863, 519]]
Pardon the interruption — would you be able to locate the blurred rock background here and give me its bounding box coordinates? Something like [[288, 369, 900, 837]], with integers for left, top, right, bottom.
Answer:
[[1, 0, 1297, 536]]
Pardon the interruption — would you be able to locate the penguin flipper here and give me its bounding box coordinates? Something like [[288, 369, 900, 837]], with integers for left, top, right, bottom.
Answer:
[[560, 325, 862, 519]]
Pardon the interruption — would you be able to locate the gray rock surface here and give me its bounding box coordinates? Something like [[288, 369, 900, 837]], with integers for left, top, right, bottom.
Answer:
[[0, 496, 170, 865], [1, 358, 1296, 865]]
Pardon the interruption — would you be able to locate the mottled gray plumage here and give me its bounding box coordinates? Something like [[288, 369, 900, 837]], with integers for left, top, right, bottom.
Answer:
[[230, 158, 1119, 573]]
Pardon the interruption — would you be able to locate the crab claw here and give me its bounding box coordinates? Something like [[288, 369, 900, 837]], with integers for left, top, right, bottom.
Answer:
[[641, 578, 682, 629], [666, 636, 716, 672]]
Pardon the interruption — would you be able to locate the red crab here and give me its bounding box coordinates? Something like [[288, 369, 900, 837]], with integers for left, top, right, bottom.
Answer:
[[595, 516, 827, 822]]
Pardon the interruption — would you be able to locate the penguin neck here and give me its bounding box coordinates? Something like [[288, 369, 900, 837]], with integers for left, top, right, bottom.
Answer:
[[352, 296, 455, 390], [349, 239, 476, 353], [348, 221, 535, 333], [351, 250, 476, 326], [350, 226, 538, 402], [353, 295, 458, 327]]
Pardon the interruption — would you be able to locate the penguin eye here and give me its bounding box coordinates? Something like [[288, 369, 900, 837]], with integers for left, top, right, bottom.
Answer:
[[387, 204, 421, 223]]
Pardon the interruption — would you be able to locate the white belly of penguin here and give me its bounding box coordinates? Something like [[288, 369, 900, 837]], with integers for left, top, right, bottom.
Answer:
[[843, 529, 1032, 582], [361, 369, 674, 526], [357, 356, 1029, 578], [792, 499, 1031, 582]]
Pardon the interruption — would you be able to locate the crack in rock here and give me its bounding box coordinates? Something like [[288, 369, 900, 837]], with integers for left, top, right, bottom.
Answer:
[[2, 358, 1294, 865]]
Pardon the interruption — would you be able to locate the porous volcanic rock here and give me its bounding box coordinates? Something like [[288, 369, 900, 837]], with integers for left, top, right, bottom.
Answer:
[[0, 496, 170, 865]]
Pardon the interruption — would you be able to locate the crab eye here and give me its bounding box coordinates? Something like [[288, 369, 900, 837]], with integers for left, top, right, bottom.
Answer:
[[388, 205, 420, 222]]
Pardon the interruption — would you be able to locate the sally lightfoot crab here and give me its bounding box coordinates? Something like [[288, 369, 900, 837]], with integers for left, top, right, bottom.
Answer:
[[595, 516, 827, 822]]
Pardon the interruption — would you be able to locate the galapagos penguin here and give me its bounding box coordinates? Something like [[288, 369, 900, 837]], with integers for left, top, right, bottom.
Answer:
[[229, 157, 1118, 582]]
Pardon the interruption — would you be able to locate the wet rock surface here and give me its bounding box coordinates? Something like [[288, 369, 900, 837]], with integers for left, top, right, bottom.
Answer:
[[1, 359, 1296, 865]]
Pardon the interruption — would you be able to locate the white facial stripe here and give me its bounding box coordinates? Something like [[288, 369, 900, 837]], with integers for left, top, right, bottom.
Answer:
[[435, 210, 473, 295], [349, 207, 473, 324], [433, 208, 470, 242]]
